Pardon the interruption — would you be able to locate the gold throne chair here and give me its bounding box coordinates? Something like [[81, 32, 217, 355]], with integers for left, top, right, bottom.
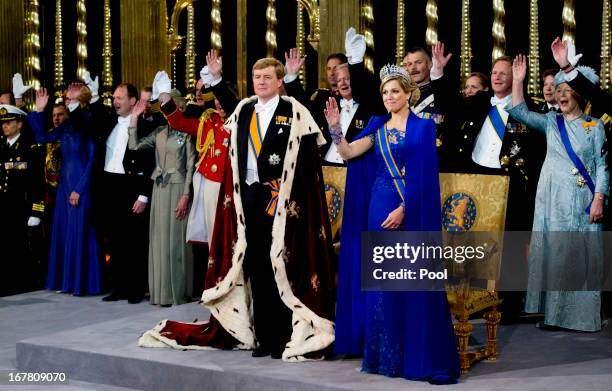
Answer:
[[439, 173, 509, 373]]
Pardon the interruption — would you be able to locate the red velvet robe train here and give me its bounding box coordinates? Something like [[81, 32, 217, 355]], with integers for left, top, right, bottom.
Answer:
[[139, 96, 336, 361]]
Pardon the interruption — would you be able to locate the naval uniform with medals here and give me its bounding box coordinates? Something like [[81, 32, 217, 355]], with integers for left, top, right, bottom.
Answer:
[[412, 74, 453, 170], [0, 106, 45, 296]]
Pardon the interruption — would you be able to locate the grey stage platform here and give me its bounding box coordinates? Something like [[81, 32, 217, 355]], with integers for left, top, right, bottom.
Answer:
[[2, 292, 611, 391]]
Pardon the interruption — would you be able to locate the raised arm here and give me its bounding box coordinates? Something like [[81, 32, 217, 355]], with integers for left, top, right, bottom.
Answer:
[[508, 55, 548, 132], [28, 88, 63, 143], [128, 99, 158, 150], [325, 97, 373, 160]]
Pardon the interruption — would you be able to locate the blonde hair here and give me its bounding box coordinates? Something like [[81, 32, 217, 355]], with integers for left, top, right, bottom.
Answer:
[[252, 58, 284, 79], [380, 76, 421, 107]]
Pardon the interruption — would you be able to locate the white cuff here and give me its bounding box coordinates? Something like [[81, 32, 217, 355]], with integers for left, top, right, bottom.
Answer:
[[564, 69, 578, 82], [137, 195, 149, 203], [210, 77, 223, 87], [348, 57, 363, 65], [284, 74, 298, 83], [90, 96, 100, 104], [430, 69, 443, 81]]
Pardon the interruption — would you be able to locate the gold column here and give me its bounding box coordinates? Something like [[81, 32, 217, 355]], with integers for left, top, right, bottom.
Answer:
[[54, 0, 64, 102], [120, 0, 170, 90], [101, 0, 113, 106], [185, 2, 196, 96], [211, 0, 222, 50], [319, 0, 356, 87], [297, 2, 307, 87], [459, 0, 472, 80], [24, 0, 41, 110], [425, 0, 438, 46], [168, 0, 191, 89], [0, 0, 24, 86], [492, 0, 506, 62], [562, 0, 576, 45], [601, 0, 611, 91], [396, 0, 406, 65], [266, 0, 278, 57], [527, 0, 540, 97], [76, 0, 88, 81], [237, 0, 247, 97], [360, 0, 375, 74]]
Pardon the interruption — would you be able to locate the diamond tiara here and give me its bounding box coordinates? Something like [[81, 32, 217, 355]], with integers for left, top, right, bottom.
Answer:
[[379, 63, 411, 83]]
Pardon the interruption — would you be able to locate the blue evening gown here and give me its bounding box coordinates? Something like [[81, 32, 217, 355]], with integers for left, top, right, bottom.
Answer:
[[336, 113, 459, 384], [28, 112, 102, 295]]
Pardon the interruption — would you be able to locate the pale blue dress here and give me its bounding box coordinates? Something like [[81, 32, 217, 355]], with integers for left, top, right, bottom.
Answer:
[[507, 102, 608, 331]]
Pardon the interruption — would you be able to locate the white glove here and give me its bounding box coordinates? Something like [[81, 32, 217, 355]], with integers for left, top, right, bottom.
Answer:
[[27, 216, 41, 227], [344, 27, 366, 64], [567, 42, 583, 67], [151, 71, 172, 100], [82, 71, 99, 97], [12, 73, 32, 99], [199, 66, 214, 87]]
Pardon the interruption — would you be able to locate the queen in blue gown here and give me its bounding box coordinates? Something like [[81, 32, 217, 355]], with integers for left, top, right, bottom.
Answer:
[[28, 89, 101, 295], [327, 66, 459, 383]]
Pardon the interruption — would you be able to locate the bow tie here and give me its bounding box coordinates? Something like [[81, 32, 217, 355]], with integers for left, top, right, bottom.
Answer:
[[490, 96, 509, 106], [548, 104, 560, 112], [340, 99, 353, 111], [117, 115, 131, 126]]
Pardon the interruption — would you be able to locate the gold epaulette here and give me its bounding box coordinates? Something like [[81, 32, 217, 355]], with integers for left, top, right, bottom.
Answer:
[[601, 113, 612, 125], [195, 108, 218, 168], [310, 88, 329, 102], [150, 100, 161, 113], [32, 203, 45, 213], [202, 91, 215, 102]]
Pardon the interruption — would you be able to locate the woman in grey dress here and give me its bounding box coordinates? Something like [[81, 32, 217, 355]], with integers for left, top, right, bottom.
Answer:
[[129, 94, 196, 306], [507, 55, 608, 331]]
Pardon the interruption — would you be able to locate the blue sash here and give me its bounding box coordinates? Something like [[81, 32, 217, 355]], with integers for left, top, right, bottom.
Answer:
[[556, 114, 595, 214], [376, 125, 406, 202], [487, 105, 507, 141]]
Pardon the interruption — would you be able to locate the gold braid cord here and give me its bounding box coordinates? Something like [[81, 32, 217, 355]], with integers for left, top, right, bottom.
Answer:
[[266, 0, 278, 57], [396, 0, 405, 65], [211, 0, 222, 50], [527, 0, 540, 96], [562, 0, 576, 45], [460, 0, 472, 80], [492, 0, 506, 63], [360, 0, 375, 74], [54, 0, 64, 102], [24, 0, 41, 111], [102, 0, 113, 106], [425, 0, 438, 47], [76, 0, 88, 81], [296, 1, 306, 87], [185, 3, 196, 93], [601, 0, 611, 91]]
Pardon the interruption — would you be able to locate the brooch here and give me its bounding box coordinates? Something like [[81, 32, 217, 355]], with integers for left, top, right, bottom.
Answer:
[[275, 115, 292, 126], [268, 153, 281, 166], [509, 143, 521, 157], [176, 133, 186, 145]]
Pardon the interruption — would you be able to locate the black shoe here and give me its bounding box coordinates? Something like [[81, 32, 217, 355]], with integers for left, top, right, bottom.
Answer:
[[102, 292, 124, 302], [270, 351, 282, 359], [251, 348, 270, 357], [128, 296, 143, 304], [536, 321, 563, 331]]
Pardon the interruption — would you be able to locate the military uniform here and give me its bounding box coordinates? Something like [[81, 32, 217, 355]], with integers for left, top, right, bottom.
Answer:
[[0, 106, 45, 296], [412, 75, 453, 170]]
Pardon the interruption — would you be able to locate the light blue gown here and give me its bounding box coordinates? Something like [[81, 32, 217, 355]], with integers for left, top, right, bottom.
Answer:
[[507, 102, 608, 331]]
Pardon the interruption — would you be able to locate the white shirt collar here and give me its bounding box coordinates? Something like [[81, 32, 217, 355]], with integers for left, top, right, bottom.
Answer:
[[7, 133, 20, 147], [490, 94, 512, 106], [117, 114, 132, 126], [547, 102, 560, 110], [255, 95, 280, 112]]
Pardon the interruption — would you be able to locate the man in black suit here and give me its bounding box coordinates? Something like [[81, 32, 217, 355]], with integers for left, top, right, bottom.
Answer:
[[78, 82, 156, 303], [447, 56, 537, 323], [206, 57, 334, 360], [403, 43, 453, 169], [0, 105, 45, 296]]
